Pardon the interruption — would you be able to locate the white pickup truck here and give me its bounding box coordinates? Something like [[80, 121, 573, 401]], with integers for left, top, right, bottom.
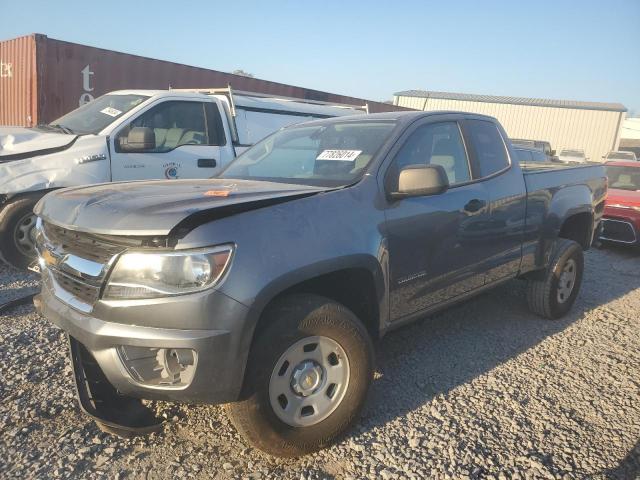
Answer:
[[0, 88, 365, 268]]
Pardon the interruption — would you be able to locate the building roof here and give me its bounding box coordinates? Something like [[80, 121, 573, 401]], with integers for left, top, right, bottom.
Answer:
[[394, 90, 627, 113], [621, 118, 640, 140]]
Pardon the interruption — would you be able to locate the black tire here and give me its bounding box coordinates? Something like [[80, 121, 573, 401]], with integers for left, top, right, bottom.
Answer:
[[226, 294, 374, 457], [527, 238, 584, 319], [0, 195, 42, 270]]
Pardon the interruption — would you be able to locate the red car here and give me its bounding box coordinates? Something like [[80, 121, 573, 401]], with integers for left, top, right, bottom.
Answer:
[[601, 161, 640, 246]]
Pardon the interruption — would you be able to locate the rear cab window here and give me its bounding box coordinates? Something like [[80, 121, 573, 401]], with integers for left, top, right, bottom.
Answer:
[[463, 119, 510, 178]]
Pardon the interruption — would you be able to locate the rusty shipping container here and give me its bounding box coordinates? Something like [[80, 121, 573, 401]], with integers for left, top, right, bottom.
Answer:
[[0, 35, 38, 125], [0, 34, 406, 127]]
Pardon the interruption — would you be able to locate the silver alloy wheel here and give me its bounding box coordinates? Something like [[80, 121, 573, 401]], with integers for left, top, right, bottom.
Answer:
[[557, 258, 577, 304], [269, 336, 350, 427], [13, 212, 37, 256]]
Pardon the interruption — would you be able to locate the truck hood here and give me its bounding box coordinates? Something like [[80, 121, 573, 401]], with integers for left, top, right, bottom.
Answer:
[[35, 179, 329, 236], [0, 126, 77, 161], [606, 188, 640, 208]]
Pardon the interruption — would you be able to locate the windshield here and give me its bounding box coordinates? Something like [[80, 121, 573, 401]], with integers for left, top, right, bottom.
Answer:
[[47, 94, 149, 135], [607, 151, 636, 160], [220, 120, 397, 187], [560, 149, 584, 157], [606, 165, 640, 191]]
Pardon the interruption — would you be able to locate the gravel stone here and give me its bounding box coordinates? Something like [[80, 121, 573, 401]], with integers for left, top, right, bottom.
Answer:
[[1, 247, 639, 479]]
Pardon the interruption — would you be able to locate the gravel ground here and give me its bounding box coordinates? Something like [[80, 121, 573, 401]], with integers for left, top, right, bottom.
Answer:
[[1, 246, 639, 479]]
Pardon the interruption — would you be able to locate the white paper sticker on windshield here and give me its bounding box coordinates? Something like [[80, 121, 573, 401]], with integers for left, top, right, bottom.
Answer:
[[100, 107, 122, 117], [316, 149, 362, 161]]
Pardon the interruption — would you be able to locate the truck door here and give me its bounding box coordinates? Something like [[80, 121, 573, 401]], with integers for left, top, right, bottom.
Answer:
[[460, 119, 527, 284], [384, 118, 491, 321], [110, 100, 234, 181]]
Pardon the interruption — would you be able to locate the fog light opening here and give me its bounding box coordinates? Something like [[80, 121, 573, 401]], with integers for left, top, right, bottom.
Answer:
[[117, 345, 197, 388], [159, 348, 196, 384]]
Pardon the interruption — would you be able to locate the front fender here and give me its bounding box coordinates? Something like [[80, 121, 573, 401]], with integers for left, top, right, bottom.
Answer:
[[250, 253, 387, 319], [0, 136, 110, 195]]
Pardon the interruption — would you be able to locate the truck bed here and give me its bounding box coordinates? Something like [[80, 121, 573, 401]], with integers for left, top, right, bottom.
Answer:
[[519, 161, 607, 274], [520, 161, 597, 173], [521, 162, 607, 193]]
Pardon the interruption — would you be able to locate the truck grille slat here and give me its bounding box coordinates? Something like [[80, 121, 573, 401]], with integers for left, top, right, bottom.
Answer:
[[51, 270, 101, 305], [42, 223, 128, 264]]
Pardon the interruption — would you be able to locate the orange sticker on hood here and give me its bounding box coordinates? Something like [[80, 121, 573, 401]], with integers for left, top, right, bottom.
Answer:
[[204, 190, 231, 197]]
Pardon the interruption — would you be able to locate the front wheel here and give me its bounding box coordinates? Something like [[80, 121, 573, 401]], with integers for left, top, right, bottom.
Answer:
[[226, 294, 374, 457], [0, 195, 42, 270], [527, 238, 584, 319]]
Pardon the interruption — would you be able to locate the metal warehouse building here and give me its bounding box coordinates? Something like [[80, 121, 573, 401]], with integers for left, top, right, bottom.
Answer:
[[394, 90, 627, 162]]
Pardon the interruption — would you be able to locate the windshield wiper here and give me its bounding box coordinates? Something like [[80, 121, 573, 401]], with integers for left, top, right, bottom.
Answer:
[[38, 123, 75, 135], [49, 123, 75, 135]]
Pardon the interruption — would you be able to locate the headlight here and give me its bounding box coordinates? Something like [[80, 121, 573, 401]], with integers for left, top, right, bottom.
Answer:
[[103, 245, 233, 300]]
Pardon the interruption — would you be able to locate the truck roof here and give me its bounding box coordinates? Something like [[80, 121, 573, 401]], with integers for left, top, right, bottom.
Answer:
[[286, 110, 500, 126], [104, 89, 367, 117], [107, 89, 210, 98]]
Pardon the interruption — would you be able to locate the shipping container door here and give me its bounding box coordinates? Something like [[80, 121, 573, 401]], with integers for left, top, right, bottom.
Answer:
[[110, 99, 232, 181]]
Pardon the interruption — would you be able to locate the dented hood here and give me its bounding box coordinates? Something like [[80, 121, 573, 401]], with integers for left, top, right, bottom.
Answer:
[[35, 178, 327, 236], [0, 126, 77, 160]]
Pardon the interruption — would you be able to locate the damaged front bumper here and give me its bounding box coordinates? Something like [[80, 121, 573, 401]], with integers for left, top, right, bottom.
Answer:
[[35, 278, 252, 433], [67, 335, 163, 436]]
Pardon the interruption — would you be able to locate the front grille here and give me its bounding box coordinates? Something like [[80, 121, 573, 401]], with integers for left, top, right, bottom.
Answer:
[[42, 222, 129, 264], [38, 221, 137, 311], [600, 219, 637, 243]]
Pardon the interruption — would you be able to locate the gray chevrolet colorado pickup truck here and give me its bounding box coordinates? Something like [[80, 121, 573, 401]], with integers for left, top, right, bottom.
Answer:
[[33, 111, 607, 457]]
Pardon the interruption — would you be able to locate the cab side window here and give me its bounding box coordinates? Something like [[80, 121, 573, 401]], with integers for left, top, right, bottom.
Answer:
[[391, 121, 470, 187], [120, 101, 226, 152], [465, 120, 510, 177]]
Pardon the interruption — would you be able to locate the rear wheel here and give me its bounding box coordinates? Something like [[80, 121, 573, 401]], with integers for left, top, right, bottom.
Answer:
[[226, 294, 374, 457], [527, 238, 584, 319], [0, 195, 42, 270]]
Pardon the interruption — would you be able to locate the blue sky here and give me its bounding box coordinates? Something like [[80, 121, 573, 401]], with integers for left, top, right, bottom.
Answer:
[[3, 0, 639, 114]]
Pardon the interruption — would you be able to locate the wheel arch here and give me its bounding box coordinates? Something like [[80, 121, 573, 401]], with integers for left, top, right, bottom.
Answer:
[[0, 188, 57, 215], [243, 255, 387, 352], [546, 184, 596, 250], [558, 211, 594, 250]]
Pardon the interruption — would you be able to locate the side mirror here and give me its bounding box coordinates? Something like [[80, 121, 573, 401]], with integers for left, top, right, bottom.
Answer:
[[550, 149, 556, 156], [118, 127, 155, 152], [391, 164, 449, 199]]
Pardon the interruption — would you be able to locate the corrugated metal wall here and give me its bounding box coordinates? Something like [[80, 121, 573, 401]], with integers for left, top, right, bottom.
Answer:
[[394, 95, 625, 162], [0, 35, 38, 126]]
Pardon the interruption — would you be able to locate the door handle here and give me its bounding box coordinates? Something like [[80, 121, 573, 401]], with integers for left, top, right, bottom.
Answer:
[[197, 158, 217, 168], [463, 198, 486, 213]]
